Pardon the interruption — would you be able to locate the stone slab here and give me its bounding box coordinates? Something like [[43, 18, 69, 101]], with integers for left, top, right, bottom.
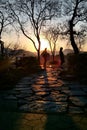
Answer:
[[69, 106, 83, 114], [19, 101, 68, 113], [69, 96, 87, 107]]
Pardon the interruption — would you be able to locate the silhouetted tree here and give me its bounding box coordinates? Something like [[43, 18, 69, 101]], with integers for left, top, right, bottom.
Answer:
[[8, 0, 59, 64], [0, 1, 14, 55], [44, 26, 59, 62], [59, 0, 87, 54]]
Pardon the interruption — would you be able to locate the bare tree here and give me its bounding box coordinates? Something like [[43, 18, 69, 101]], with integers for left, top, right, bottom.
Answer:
[[0, 2, 14, 55], [59, 0, 87, 54], [44, 26, 59, 62], [8, 0, 59, 64]]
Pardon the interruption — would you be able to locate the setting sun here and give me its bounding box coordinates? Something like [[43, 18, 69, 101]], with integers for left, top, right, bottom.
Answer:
[[41, 38, 50, 51]]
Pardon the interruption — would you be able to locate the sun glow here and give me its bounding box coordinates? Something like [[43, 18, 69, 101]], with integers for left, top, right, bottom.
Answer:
[[41, 38, 50, 51]]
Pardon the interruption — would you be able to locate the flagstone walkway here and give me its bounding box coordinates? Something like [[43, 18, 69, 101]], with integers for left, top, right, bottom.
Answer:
[[1, 67, 87, 114]]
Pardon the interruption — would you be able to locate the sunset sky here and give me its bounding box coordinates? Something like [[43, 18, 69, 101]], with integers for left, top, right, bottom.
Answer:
[[3, 29, 87, 54], [1, 0, 87, 54], [2, 32, 71, 53]]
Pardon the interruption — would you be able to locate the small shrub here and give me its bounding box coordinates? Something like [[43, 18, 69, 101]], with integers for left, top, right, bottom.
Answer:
[[0, 57, 11, 73], [17, 56, 41, 73], [66, 52, 87, 83], [0, 56, 41, 90]]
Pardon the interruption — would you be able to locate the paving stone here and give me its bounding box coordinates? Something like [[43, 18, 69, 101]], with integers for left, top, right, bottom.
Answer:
[[82, 87, 87, 93], [62, 90, 71, 95], [34, 80, 46, 85], [37, 75, 45, 79], [16, 93, 32, 98], [49, 83, 63, 88], [69, 96, 87, 107], [32, 85, 46, 92], [2, 89, 17, 95], [69, 106, 84, 113], [17, 82, 33, 85], [42, 96, 55, 101], [35, 91, 49, 96], [47, 77, 57, 81], [20, 77, 33, 80], [63, 81, 76, 85], [25, 96, 42, 101], [51, 91, 60, 95], [62, 90, 86, 96], [14, 87, 32, 91], [70, 90, 86, 96], [61, 86, 69, 90], [84, 108, 87, 113], [2, 67, 87, 114], [20, 90, 33, 94], [4, 95, 17, 100], [57, 79, 64, 83], [19, 101, 67, 113], [42, 95, 67, 102], [52, 87, 62, 91], [15, 85, 30, 88], [47, 80, 58, 85], [18, 78, 34, 84], [69, 83, 83, 90], [33, 87, 50, 92], [18, 99, 29, 106], [50, 93, 68, 102], [35, 78, 45, 82]]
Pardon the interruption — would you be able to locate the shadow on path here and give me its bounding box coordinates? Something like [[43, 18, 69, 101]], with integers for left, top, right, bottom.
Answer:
[[0, 67, 87, 130], [40, 69, 81, 130]]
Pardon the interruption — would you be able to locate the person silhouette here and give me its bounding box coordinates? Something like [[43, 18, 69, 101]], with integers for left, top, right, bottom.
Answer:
[[59, 47, 65, 66], [0, 40, 4, 56], [41, 48, 50, 69]]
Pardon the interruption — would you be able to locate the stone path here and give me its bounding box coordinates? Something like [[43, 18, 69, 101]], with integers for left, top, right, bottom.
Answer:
[[1, 67, 87, 114]]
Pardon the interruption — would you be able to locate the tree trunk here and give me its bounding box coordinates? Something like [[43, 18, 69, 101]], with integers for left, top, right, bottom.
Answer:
[[37, 32, 41, 65], [37, 49, 40, 65], [69, 21, 79, 54], [52, 54, 55, 63]]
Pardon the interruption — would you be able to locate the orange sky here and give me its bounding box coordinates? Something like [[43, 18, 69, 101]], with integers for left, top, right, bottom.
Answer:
[[2, 30, 87, 53]]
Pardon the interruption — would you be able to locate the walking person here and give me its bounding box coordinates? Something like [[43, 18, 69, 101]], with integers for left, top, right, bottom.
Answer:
[[41, 48, 50, 69]]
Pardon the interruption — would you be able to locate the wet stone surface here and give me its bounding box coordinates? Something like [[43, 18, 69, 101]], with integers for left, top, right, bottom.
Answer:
[[1, 67, 87, 114]]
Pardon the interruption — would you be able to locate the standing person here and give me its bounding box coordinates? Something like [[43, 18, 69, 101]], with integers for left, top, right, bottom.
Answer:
[[41, 48, 50, 69], [0, 40, 4, 56], [59, 47, 65, 66]]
